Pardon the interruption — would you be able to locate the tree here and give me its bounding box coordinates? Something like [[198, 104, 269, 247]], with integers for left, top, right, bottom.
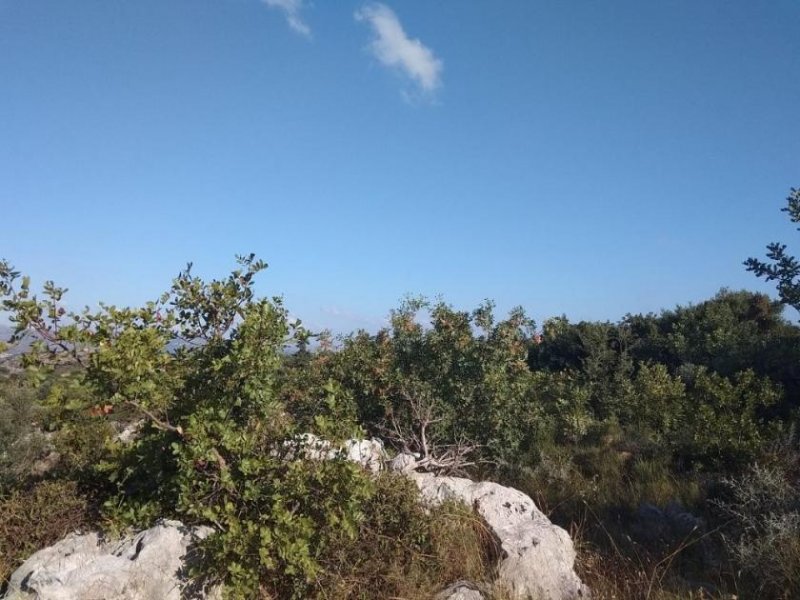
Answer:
[[745, 187, 800, 311]]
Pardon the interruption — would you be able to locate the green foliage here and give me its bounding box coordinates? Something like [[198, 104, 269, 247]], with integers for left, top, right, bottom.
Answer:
[[626, 290, 800, 417], [315, 298, 544, 468], [746, 187, 800, 311], [619, 363, 686, 435], [191, 458, 374, 599], [532, 290, 800, 417], [674, 367, 781, 469], [1, 256, 367, 597], [627, 290, 789, 372], [279, 365, 362, 441]]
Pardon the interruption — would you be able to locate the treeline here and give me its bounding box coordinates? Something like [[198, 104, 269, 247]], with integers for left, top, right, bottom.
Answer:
[[279, 288, 800, 597]]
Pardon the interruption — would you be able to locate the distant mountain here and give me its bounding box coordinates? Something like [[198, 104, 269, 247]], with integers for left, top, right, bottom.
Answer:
[[0, 323, 33, 358], [0, 324, 195, 360], [0, 324, 15, 347]]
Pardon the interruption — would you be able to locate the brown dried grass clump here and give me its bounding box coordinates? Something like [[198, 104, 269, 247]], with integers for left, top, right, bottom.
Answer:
[[312, 472, 501, 600], [0, 480, 93, 587]]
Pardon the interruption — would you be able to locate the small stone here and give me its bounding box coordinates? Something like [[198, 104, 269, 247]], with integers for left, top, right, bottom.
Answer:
[[388, 452, 418, 473], [436, 580, 485, 600]]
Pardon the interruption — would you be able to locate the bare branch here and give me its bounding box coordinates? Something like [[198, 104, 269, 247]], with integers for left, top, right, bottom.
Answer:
[[379, 389, 479, 476], [123, 401, 184, 437]]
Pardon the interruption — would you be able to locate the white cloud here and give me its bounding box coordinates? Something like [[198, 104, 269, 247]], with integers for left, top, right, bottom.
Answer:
[[355, 3, 443, 96], [262, 0, 311, 38]]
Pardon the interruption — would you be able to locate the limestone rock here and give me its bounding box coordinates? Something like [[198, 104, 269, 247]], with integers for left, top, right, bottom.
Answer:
[[410, 473, 589, 600], [282, 433, 386, 471], [3, 520, 214, 600], [116, 420, 145, 444], [342, 438, 385, 472]]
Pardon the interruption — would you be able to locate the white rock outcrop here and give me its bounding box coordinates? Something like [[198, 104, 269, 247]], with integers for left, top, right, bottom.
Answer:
[[3, 520, 214, 600], [342, 437, 386, 473], [281, 433, 385, 472], [410, 472, 589, 600]]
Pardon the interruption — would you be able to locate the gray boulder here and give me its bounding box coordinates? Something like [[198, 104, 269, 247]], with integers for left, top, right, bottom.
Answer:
[[3, 520, 214, 600], [410, 473, 589, 600]]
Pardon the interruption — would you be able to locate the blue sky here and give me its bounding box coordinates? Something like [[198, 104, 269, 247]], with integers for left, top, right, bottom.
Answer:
[[1, 0, 798, 332]]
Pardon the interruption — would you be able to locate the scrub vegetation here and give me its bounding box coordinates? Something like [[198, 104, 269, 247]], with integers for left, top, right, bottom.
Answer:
[[1, 188, 799, 599]]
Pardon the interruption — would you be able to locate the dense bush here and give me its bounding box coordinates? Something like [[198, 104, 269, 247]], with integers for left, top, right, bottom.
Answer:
[[316, 298, 546, 470], [1, 256, 368, 597]]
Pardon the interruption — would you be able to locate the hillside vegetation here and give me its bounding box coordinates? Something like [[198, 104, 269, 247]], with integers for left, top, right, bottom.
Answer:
[[2, 190, 800, 599]]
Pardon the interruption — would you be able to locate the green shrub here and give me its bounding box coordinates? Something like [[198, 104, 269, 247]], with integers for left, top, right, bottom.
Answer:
[[673, 367, 781, 470], [318, 298, 547, 469], [3, 253, 799, 599], [190, 457, 374, 599], [2, 257, 455, 599], [0, 379, 47, 490]]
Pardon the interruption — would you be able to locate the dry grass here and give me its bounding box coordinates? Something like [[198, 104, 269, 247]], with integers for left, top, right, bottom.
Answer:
[[0, 480, 93, 587], [715, 459, 800, 599], [568, 502, 733, 600], [304, 473, 501, 600]]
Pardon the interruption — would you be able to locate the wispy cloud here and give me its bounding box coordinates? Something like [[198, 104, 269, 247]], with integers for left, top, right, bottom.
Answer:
[[355, 3, 443, 97], [262, 0, 311, 38]]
